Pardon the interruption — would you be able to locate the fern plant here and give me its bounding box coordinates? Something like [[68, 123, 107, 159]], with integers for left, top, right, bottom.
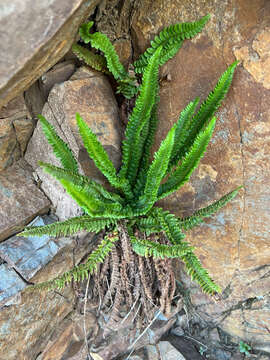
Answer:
[[19, 15, 241, 296]]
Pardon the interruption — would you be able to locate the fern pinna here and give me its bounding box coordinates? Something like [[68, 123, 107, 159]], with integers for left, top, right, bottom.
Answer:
[[20, 15, 241, 297]]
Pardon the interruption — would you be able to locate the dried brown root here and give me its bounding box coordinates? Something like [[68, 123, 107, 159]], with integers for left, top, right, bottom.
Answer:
[[87, 223, 178, 330]]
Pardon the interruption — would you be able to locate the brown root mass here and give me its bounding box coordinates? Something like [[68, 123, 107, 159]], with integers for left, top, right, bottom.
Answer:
[[88, 224, 177, 330]]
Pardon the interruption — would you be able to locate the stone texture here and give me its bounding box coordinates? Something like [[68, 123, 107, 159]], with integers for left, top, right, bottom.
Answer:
[[146, 342, 186, 360], [0, 263, 26, 305], [40, 312, 98, 360], [0, 94, 34, 170], [25, 66, 122, 220], [0, 160, 50, 241], [0, 212, 98, 359], [158, 341, 186, 360], [0, 0, 102, 109], [130, 0, 270, 352], [0, 284, 73, 360], [0, 216, 70, 283]]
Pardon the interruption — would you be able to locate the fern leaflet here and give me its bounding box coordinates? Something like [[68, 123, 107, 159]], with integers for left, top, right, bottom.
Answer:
[[72, 44, 109, 74]]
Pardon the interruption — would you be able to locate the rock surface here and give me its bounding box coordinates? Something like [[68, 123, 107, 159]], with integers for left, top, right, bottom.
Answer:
[[0, 0, 102, 109], [25, 66, 122, 220], [130, 0, 270, 351], [148, 341, 186, 360], [0, 94, 34, 171], [0, 213, 97, 359], [0, 160, 50, 241]]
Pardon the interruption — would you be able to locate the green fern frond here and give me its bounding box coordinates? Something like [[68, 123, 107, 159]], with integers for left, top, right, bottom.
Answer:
[[168, 98, 200, 170], [134, 123, 176, 215], [38, 162, 124, 217], [119, 47, 162, 184], [81, 28, 127, 81], [178, 62, 239, 159], [79, 21, 94, 43], [38, 162, 123, 206], [78, 21, 137, 98], [32, 230, 119, 290], [19, 216, 115, 238], [153, 207, 186, 244], [158, 116, 216, 200], [134, 15, 210, 73], [76, 113, 131, 196], [72, 44, 109, 74], [182, 251, 221, 294], [38, 115, 78, 172], [134, 95, 160, 197], [131, 237, 194, 259], [179, 186, 243, 230]]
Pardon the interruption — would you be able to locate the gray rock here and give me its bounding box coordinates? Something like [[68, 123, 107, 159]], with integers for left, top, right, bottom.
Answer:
[[25, 66, 122, 220], [0, 263, 26, 306], [0, 0, 101, 109], [0, 160, 50, 241], [0, 215, 72, 282], [171, 326, 185, 337]]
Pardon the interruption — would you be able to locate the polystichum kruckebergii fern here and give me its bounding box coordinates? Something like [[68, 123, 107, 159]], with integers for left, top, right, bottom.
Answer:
[[19, 15, 241, 302]]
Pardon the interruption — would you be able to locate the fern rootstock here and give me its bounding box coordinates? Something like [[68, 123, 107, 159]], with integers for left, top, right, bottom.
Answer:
[[20, 15, 241, 306]]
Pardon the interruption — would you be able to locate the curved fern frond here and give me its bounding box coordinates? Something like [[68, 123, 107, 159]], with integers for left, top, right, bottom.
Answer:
[[119, 47, 162, 184], [179, 186, 243, 230], [158, 116, 216, 200], [72, 44, 109, 74], [178, 61, 238, 159], [84, 31, 128, 80], [153, 207, 220, 294], [182, 251, 221, 295], [134, 15, 210, 73], [39, 162, 125, 217], [79, 21, 94, 43], [134, 123, 176, 215], [38, 115, 78, 172], [38, 162, 124, 205], [19, 216, 115, 238], [32, 230, 119, 290], [76, 113, 131, 196]]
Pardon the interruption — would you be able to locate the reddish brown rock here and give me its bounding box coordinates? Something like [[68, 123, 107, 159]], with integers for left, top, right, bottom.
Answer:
[[0, 160, 50, 242], [131, 0, 270, 351], [0, 0, 102, 109], [0, 282, 73, 360]]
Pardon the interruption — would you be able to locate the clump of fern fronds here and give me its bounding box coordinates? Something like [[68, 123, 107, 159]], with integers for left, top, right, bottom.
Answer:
[[19, 14, 241, 314]]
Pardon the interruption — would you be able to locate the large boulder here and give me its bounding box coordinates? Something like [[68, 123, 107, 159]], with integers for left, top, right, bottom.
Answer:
[[131, 0, 270, 351], [25, 66, 122, 220], [0, 0, 102, 109]]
